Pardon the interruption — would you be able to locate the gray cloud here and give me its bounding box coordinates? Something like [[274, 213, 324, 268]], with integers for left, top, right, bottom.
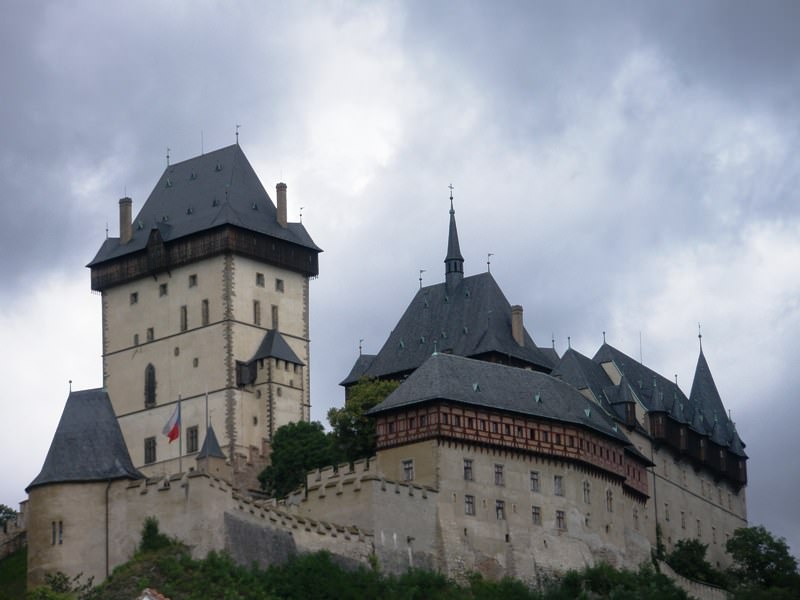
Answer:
[[2, 0, 798, 559]]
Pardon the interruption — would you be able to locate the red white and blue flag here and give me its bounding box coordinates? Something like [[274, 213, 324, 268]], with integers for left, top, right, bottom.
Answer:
[[162, 403, 181, 443]]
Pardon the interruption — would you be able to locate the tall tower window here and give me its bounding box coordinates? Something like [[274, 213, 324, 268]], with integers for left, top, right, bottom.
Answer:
[[144, 437, 156, 464], [145, 364, 156, 407], [271, 305, 279, 330], [187, 426, 199, 453], [180, 305, 188, 332], [253, 300, 261, 326], [201, 299, 209, 326]]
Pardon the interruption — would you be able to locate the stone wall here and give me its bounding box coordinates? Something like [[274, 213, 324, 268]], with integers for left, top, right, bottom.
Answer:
[[0, 499, 26, 561], [658, 560, 729, 600]]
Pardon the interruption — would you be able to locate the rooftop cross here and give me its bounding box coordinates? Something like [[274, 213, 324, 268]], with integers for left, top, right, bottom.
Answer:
[[236, 124, 241, 145], [448, 183, 454, 212], [487, 252, 493, 273]]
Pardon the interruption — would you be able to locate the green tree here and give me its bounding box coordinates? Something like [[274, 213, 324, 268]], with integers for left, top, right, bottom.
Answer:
[[328, 377, 399, 463], [258, 421, 338, 498], [0, 505, 16, 530], [726, 526, 800, 592], [666, 538, 726, 587]]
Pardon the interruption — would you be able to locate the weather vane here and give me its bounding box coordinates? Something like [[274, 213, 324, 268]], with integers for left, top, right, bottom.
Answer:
[[235, 124, 241, 144], [487, 253, 493, 273]]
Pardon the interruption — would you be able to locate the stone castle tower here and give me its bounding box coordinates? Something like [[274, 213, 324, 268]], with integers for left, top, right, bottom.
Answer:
[[87, 144, 320, 483]]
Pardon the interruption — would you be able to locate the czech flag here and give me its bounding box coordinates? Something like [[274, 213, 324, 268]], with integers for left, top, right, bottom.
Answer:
[[162, 403, 181, 443]]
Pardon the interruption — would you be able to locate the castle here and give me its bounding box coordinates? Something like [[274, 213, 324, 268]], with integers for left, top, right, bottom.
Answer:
[[22, 145, 747, 590]]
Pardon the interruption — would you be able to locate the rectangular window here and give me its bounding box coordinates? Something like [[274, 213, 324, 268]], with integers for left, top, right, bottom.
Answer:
[[271, 305, 279, 329], [542, 431, 550, 443], [606, 490, 613, 512], [144, 437, 156, 464], [532, 505, 542, 525], [187, 426, 199, 453], [201, 299, 209, 326], [712, 527, 717, 544], [491, 422, 498, 433], [253, 300, 261, 326], [454, 415, 461, 427], [664, 502, 670, 521], [556, 510, 566, 530], [419, 415, 427, 426], [189, 274, 197, 287], [146, 327, 154, 342], [583, 481, 591, 504], [494, 464, 504, 486], [130, 292, 138, 305], [530, 471, 540, 492], [58, 520, 62, 545], [256, 272, 265, 287], [495, 500, 506, 520], [51, 521, 56, 545], [555, 433, 562, 445], [554, 475, 564, 496], [133, 333, 139, 346], [681, 512, 686, 529], [275, 278, 284, 292], [159, 283, 168, 297], [697, 519, 702, 537], [402, 459, 414, 481], [408, 417, 415, 429], [465, 494, 475, 515], [180, 305, 188, 332], [463, 459, 473, 481], [442, 413, 449, 425], [503, 424, 511, 435]]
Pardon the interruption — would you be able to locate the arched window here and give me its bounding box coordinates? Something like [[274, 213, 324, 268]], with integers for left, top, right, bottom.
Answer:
[[145, 364, 156, 407]]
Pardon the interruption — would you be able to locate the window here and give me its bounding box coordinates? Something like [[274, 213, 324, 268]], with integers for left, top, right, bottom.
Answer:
[[253, 300, 261, 326], [503, 424, 510, 435], [697, 519, 702, 537], [202, 299, 209, 326], [554, 475, 564, 496], [57, 521, 63, 544], [454, 415, 461, 427], [532, 506, 542, 525], [275, 278, 284, 292], [402, 459, 414, 481], [408, 417, 415, 429], [491, 422, 498, 433], [419, 415, 427, 426], [583, 481, 591, 504], [144, 364, 156, 407], [51, 521, 56, 545], [159, 283, 168, 297], [133, 333, 139, 346], [494, 464, 504, 486], [146, 327, 154, 342], [130, 292, 138, 305], [712, 526, 717, 544], [495, 500, 506, 520], [187, 426, 199, 453], [180, 305, 188, 332], [530, 470, 540, 492], [442, 413, 449, 425], [388, 422, 395, 434], [633, 508, 639, 530], [542, 431, 550, 443], [681, 511, 686, 529], [256, 272, 265, 287], [556, 510, 566, 530], [189, 274, 197, 287], [606, 490, 613, 513], [271, 305, 279, 329], [465, 494, 475, 515], [463, 459, 473, 481], [144, 437, 156, 464], [664, 502, 670, 521]]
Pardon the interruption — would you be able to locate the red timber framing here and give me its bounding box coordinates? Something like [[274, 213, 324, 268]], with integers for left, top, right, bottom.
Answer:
[[375, 401, 650, 498]]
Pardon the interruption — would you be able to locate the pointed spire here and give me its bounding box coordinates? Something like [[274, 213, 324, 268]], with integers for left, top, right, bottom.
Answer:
[[444, 184, 464, 287], [197, 425, 226, 459]]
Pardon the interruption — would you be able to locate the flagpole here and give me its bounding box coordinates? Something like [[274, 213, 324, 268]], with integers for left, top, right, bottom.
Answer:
[[178, 394, 182, 474]]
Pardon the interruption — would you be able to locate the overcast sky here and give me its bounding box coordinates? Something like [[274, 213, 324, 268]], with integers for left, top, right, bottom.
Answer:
[[2, 0, 799, 558]]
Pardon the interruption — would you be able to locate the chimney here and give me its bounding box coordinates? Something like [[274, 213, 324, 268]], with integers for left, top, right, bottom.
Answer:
[[119, 197, 132, 244], [511, 305, 524, 347], [276, 182, 287, 228]]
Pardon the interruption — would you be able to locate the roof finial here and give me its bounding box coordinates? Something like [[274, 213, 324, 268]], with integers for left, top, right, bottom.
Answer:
[[448, 183, 454, 212], [487, 252, 493, 273], [105, 222, 109, 239], [235, 124, 241, 145], [551, 333, 555, 349], [419, 269, 426, 289], [602, 330, 606, 344], [675, 373, 678, 385], [359, 339, 364, 356], [698, 322, 703, 352], [69, 379, 72, 392], [567, 336, 571, 349], [166, 147, 170, 166], [299, 206, 304, 222]]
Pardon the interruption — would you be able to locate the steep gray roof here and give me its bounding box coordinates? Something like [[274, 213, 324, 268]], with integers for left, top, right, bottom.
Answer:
[[250, 329, 304, 365], [369, 353, 631, 445], [340, 354, 377, 386], [89, 144, 320, 267], [197, 425, 226, 460], [27, 389, 142, 491], [358, 272, 553, 381]]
